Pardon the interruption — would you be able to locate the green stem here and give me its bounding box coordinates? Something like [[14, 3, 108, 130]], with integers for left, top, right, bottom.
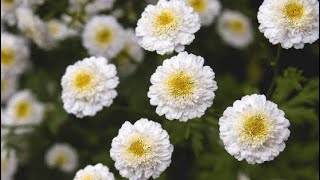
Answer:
[[266, 45, 282, 98]]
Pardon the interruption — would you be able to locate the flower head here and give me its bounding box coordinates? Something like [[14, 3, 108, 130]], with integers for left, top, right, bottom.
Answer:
[[74, 163, 115, 180]]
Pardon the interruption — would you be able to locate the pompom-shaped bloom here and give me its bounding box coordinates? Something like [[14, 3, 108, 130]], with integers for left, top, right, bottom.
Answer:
[[1, 146, 17, 180], [136, 0, 201, 55], [180, 0, 221, 26], [47, 19, 76, 42], [4, 90, 45, 127], [1, 72, 18, 103], [74, 163, 115, 180], [16, 7, 53, 49], [45, 143, 78, 173], [61, 56, 119, 118], [110, 118, 173, 180], [148, 52, 218, 122], [113, 29, 145, 77], [219, 94, 290, 164], [1, 32, 29, 75], [258, 0, 319, 49], [1, 0, 22, 25], [82, 15, 125, 59], [217, 10, 254, 49]]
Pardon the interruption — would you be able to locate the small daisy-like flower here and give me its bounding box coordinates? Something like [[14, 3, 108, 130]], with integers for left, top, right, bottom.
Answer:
[[113, 29, 145, 77], [82, 15, 125, 59], [73, 163, 115, 180], [85, 0, 115, 14], [4, 90, 45, 127], [110, 118, 173, 180], [217, 10, 254, 49], [47, 19, 76, 42], [258, 0, 319, 49], [1, 32, 29, 75], [45, 143, 78, 173], [61, 56, 119, 118], [1, 0, 22, 25], [136, 0, 201, 55], [181, 0, 221, 26], [148, 52, 218, 122], [1, 145, 17, 180], [16, 7, 53, 49], [219, 94, 290, 164], [1, 72, 18, 103]]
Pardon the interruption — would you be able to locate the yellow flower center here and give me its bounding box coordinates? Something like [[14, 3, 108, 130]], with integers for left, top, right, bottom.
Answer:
[[49, 23, 59, 36], [1, 48, 15, 66], [1, 158, 8, 171], [95, 28, 113, 45], [3, 0, 14, 4], [114, 46, 130, 65], [74, 72, 93, 90], [240, 114, 271, 145], [81, 174, 95, 180], [128, 140, 148, 157], [228, 19, 245, 33], [1, 79, 6, 92], [189, 0, 206, 13], [167, 72, 195, 98], [54, 154, 67, 168], [15, 101, 32, 119], [284, 2, 304, 21], [153, 9, 180, 36]]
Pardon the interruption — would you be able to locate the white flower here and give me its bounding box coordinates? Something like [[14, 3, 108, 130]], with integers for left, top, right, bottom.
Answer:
[[148, 52, 218, 122], [16, 7, 53, 49], [1, 0, 22, 25], [238, 171, 250, 180], [4, 90, 45, 127], [47, 19, 76, 42], [113, 29, 145, 77], [217, 10, 254, 49], [1, 72, 18, 103], [73, 163, 115, 180], [85, 0, 115, 14], [180, 0, 221, 26], [258, 0, 319, 49], [45, 143, 78, 173], [61, 56, 119, 118], [21, 0, 45, 8], [219, 94, 291, 164], [110, 118, 173, 180], [1, 146, 17, 180], [82, 15, 125, 59], [136, 0, 201, 55], [1, 32, 29, 75], [1, 109, 9, 139]]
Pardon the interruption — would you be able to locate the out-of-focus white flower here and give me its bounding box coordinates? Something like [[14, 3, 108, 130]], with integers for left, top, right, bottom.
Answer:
[[217, 10, 254, 49], [1, 72, 18, 103], [113, 29, 145, 77], [219, 94, 291, 164], [110, 118, 174, 180], [258, 0, 319, 49], [45, 143, 78, 173], [1, 32, 29, 75], [16, 7, 53, 49], [148, 52, 218, 122], [1, 145, 17, 180], [85, 0, 115, 14], [73, 163, 115, 180], [61, 56, 119, 118], [136, 0, 201, 55], [1, 0, 23, 25], [238, 171, 251, 180], [82, 15, 125, 59], [180, 0, 221, 26], [47, 19, 76, 42]]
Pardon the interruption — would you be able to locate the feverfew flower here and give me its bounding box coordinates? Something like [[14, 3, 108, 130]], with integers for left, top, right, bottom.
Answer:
[[1, 73, 18, 103], [219, 94, 290, 164], [45, 143, 78, 173], [113, 29, 145, 77], [110, 118, 173, 180], [217, 10, 254, 49], [61, 56, 119, 118], [181, 0, 221, 26], [85, 0, 115, 14], [47, 19, 76, 42], [74, 163, 115, 180], [82, 15, 125, 59], [136, 0, 201, 55], [1, 32, 29, 75], [4, 90, 45, 127], [16, 7, 53, 49], [1, 146, 17, 180], [258, 0, 319, 49], [1, 0, 22, 25], [148, 52, 218, 122]]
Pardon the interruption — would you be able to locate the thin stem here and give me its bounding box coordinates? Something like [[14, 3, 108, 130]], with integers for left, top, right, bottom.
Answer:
[[266, 45, 282, 98]]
